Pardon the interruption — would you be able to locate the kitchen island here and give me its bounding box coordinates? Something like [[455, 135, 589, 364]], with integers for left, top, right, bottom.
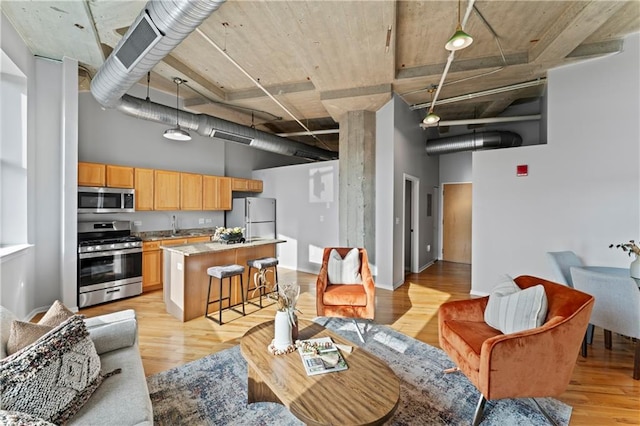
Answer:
[[162, 239, 285, 322]]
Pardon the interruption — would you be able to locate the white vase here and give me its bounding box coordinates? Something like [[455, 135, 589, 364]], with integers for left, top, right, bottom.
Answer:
[[630, 255, 640, 279], [273, 310, 293, 350]]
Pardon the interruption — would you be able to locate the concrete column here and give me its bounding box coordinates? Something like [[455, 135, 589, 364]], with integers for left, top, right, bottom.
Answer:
[[338, 110, 375, 257]]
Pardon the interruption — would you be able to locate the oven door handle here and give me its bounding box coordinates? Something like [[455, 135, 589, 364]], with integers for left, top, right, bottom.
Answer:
[[78, 247, 142, 259]]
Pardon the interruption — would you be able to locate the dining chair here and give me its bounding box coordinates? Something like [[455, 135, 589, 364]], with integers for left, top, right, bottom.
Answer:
[[546, 251, 583, 287], [570, 266, 640, 380], [547, 250, 595, 343]]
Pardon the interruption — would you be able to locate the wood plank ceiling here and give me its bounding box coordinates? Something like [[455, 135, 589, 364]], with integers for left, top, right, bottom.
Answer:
[[2, 0, 639, 153]]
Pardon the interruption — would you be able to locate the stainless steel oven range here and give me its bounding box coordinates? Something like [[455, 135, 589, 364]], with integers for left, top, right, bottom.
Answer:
[[77, 220, 142, 308]]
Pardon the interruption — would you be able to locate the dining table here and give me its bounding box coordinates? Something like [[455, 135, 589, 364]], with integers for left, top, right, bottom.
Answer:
[[580, 266, 640, 288]]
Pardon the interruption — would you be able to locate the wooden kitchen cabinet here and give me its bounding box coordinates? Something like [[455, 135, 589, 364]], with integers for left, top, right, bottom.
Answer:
[[187, 235, 212, 243], [78, 162, 106, 187], [203, 175, 232, 210], [106, 165, 134, 188], [142, 241, 162, 292], [134, 168, 154, 211], [231, 177, 249, 191], [231, 177, 263, 193], [154, 170, 181, 210], [180, 172, 203, 210], [248, 179, 263, 192]]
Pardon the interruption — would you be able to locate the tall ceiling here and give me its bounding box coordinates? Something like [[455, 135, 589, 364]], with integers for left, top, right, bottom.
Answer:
[[3, 1, 639, 153]]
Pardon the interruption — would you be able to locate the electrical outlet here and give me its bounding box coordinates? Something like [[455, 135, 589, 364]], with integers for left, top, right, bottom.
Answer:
[[134, 221, 142, 226], [199, 218, 205, 224], [427, 244, 431, 252], [319, 215, 324, 222], [206, 218, 212, 223]]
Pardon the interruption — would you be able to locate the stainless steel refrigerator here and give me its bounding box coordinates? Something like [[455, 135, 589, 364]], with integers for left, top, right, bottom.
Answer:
[[226, 197, 276, 241]]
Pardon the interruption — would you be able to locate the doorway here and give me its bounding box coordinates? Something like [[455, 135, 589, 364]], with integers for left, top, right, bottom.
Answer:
[[442, 183, 472, 264], [403, 174, 420, 273]]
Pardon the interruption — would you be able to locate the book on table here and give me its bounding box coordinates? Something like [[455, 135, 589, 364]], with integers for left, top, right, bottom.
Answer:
[[297, 336, 348, 376]]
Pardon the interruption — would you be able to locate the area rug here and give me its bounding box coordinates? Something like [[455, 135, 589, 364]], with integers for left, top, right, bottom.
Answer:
[[147, 318, 572, 425]]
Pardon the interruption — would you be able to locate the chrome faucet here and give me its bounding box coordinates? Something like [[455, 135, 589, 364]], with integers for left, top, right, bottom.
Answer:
[[171, 215, 178, 234]]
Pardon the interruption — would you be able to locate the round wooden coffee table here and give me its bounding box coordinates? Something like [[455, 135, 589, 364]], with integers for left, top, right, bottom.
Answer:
[[240, 319, 400, 426]]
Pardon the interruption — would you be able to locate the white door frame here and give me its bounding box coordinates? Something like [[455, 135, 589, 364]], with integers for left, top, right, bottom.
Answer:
[[402, 173, 420, 273]]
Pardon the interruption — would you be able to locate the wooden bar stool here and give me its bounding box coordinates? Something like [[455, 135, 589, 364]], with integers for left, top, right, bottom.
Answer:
[[205, 264, 246, 324], [246, 257, 279, 308]]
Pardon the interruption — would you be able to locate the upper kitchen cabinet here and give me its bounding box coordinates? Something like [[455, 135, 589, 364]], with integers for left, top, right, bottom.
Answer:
[[231, 177, 263, 193], [78, 162, 105, 187], [134, 168, 154, 211], [106, 165, 134, 188], [180, 172, 202, 210], [203, 175, 232, 210], [154, 170, 180, 210], [248, 179, 263, 193], [231, 177, 249, 191]]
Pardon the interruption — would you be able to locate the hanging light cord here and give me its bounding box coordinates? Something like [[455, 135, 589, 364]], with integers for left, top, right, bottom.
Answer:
[[430, 0, 476, 112], [175, 78, 181, 127], [146, 72, 151, 101]]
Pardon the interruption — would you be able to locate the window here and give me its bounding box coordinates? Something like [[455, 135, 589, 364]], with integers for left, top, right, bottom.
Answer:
[[1, 49, 28, 255]]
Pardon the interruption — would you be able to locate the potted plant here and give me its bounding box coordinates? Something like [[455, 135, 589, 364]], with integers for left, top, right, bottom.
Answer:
[[214, 227, 245, 244], [609, 240, 640, 279]]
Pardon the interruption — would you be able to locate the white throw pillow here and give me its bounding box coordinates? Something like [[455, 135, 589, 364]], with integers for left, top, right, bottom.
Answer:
[[327, 248, 362, 284], [484, 277, 548, 334]]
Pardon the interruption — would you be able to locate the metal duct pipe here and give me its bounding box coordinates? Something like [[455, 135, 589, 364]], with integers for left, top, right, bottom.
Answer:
[[91, 0, 226, 108], [118, 95, 337, 161], [425, 131, 522, 155], [89, 0, 336, 161]]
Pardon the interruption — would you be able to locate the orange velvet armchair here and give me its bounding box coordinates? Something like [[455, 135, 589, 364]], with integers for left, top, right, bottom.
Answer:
[[316, 248, 375, 340], [438, 275, 594, 425]]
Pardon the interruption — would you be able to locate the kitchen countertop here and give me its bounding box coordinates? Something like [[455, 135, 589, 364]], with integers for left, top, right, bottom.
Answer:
[[135, 228, 217, 241], [161, 239, 286, 256]]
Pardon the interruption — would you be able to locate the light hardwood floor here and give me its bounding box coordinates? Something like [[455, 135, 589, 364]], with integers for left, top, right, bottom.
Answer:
[[79, 261, 640, 425]]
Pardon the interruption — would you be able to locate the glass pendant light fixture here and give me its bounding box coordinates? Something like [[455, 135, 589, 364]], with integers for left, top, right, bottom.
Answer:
[[445, 0, 473, 51], [164, 77, 191, 141], [423, 87, 440, 125]]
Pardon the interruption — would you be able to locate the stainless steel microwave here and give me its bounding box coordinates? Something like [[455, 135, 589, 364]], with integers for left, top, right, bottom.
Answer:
[[78, 187, 135, 214]]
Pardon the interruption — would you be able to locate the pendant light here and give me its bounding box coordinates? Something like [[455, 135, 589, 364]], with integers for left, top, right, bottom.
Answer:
[[445, 0, 473, 51], [423, 87, 440, 125], [163, 77, 191, 141]]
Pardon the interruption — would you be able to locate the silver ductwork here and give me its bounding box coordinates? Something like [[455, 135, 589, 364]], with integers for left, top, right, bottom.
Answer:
[[425, 131, 522, 155], [117, 95, 337, 160], [90, 0, 337, 161]]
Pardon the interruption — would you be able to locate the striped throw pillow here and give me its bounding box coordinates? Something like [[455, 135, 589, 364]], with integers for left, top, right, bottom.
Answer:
[[484, 278, 548, 334]]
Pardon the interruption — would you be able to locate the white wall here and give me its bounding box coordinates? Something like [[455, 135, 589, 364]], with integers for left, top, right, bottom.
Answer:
[[472, 33, 640, 295], [1, 13, 75, 316], [376, 95, 440, 290], [253, 161, 339, 274]]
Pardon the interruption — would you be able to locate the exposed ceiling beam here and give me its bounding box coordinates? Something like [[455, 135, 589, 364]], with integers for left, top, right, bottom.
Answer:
[[396, 53, 528, 80], [161, 54, 227, 100], [226, 81, 316, 102], [529, 1, 627, 64], [320, 83, 392, 101], [566, 39, 624, 59]]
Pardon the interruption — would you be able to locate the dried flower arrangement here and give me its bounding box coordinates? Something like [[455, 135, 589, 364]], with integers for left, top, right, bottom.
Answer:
[[609, 240, 640, 257]]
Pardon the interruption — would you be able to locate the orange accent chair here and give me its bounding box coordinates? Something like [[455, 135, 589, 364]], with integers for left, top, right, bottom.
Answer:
[[438, 275, 594, 425], [316, 247, 375, 341]]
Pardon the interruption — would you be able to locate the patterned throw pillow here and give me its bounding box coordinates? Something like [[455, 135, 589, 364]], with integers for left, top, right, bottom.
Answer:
[[0, 315, 104, 424], [0, 410, 56, 426], [327, 248, 362, 284]]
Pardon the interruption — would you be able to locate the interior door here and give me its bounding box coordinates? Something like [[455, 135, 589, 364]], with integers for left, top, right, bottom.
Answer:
[[442, 183, 472, 264]]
